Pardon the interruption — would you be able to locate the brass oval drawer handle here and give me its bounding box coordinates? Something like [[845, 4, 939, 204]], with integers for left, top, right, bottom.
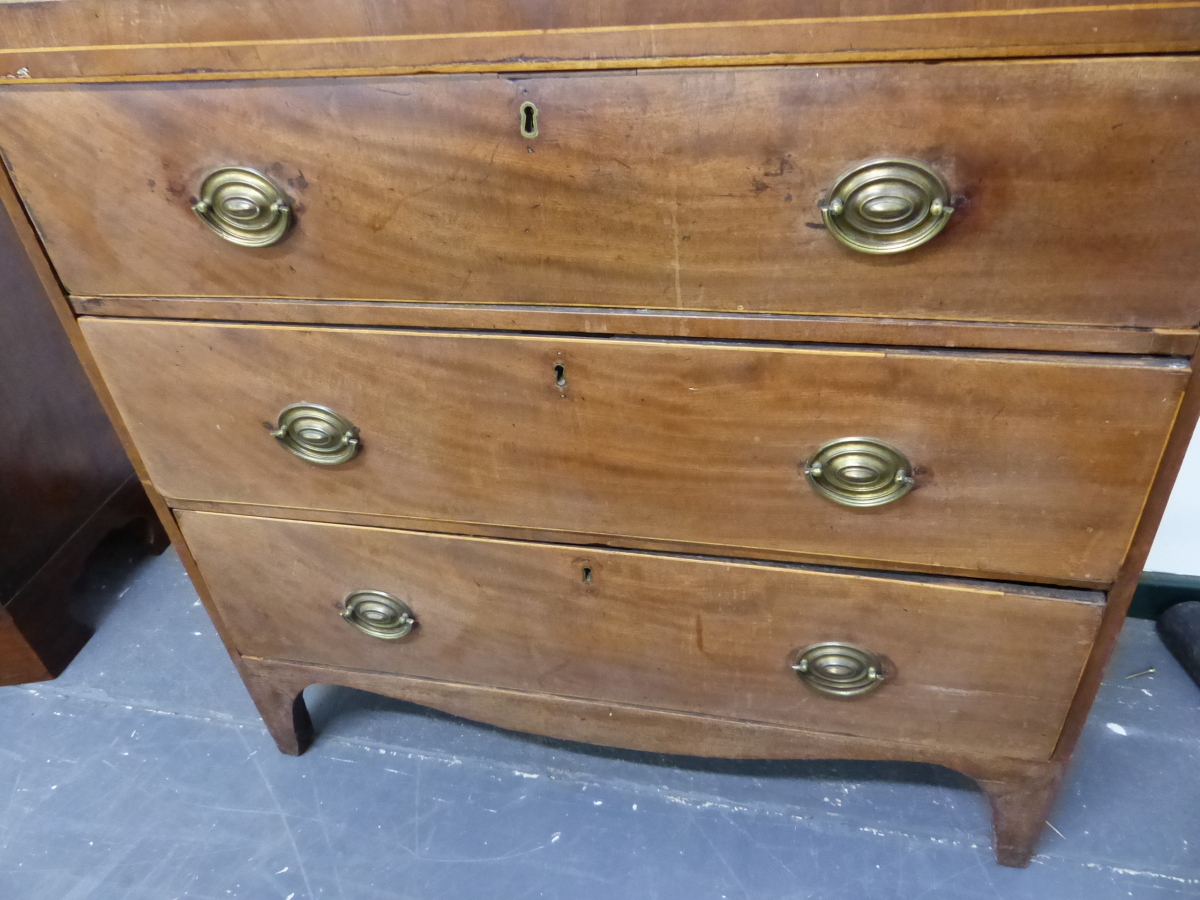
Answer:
[[818, 158, 954, 254], [270, 403, 361, 465], [803, 437, 914, 508], [192, 166, 293, 247], [341, 590, 416, 640], [793, 643, 887, 697]]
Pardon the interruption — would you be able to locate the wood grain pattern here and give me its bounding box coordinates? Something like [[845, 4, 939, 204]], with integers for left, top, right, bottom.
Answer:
[[236, 649, 1061, 769], [240, 653, 1065, 865], [82, 318, 1187, 584], [978, 764, 1065, 868], [1054, 343, 1200, 760], [182, 511, 1102, 760], [0, 1, 1197, 82], [0, 147, 253, 675], [5, 59, 1200, 328], [2, 6, 1194, 867], [70, 296, 1200, 357], [152, 498, 1146, 590], [0, 0, 1187, 49]]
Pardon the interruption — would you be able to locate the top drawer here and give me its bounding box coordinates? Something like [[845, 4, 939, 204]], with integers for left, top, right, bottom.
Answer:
[[2, 58, 1199, 328]]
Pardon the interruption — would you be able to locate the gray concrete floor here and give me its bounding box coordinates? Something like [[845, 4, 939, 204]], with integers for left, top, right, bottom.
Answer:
[[1, 528, 1198, 900]]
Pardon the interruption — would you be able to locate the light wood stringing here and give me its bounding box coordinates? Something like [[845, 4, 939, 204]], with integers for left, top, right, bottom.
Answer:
[[180, 510, 1103, 760], [0, 1, 1198, 83], [70, 296, 1200, 357], [6, 59, 1200, 328], [1053, 345, 1200, 759], [81, 318, 1188, 585]]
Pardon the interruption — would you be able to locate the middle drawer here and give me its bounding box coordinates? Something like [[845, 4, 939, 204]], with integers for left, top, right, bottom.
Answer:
[[82, 318, 1187, 584]]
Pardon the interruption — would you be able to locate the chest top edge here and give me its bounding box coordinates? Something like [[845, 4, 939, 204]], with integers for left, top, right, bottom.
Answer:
[[2, 1, 1199, 84]]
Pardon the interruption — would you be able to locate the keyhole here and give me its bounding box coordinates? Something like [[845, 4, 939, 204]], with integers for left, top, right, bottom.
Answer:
[[520, 102, 539, 139], [582, 566, 593, 583], [554, 363, 566, 387]]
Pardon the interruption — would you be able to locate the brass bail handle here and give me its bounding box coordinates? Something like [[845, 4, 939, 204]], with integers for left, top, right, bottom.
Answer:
[[341, 590, 416, 640], [193, 166, 293, 247], [803, 437, 915, 508], [793, 643, 888, 697], [819, 158, 954, 254], [271, 403, 361, 465]]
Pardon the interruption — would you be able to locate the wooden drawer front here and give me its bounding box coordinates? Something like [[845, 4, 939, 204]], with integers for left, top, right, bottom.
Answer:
[[3, 58, 1200, 328], [83, 319, 1187, 584], [178, 511, 1102, 760]]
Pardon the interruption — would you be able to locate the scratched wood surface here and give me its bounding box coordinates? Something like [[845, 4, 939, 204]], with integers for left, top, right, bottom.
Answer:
[[181, 510, 1103, 760], [4, 60, 1200, 328], [81, 318, 1188, 585]]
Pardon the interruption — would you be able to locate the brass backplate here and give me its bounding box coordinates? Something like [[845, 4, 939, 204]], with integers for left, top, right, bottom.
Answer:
[[819, 158, 953, 254], [192, 166, 292, 247], [804, 437, 914, 508], [342, 590, 416, 640], [271, 403, 361, 465], [793, 642, 887, 697]]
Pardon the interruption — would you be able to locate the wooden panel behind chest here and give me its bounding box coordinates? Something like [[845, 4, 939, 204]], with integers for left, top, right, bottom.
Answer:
[[0, 186, 131, 601], [81, 318, 1187, 584], [4, 58, 1200, 327], [179, 510, 1103, 760], [0, 167, 162, 685]]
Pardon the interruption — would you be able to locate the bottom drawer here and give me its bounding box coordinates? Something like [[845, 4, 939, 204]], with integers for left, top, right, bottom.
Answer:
[[179, 511, 1103, 760]]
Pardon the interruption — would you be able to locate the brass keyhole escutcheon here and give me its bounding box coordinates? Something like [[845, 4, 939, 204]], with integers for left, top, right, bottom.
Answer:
[[520, 101, 539, 139], [270, 403, 361, 465], [803, 437, 915, 508], [793, 643, 887, 697], [341, 590, 416, 640], [818, 158, 954, 254], [192, 166, 293, 247]]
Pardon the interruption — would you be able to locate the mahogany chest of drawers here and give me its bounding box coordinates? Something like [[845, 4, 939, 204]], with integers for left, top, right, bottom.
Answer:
[[2, 0, 1198, 867]]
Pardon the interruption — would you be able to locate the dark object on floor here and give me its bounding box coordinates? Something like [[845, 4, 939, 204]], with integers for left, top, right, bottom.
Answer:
[[0, 187, 168, 686], [1157, 601, 1200, 690], [1129, 572, 1200, 620]]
